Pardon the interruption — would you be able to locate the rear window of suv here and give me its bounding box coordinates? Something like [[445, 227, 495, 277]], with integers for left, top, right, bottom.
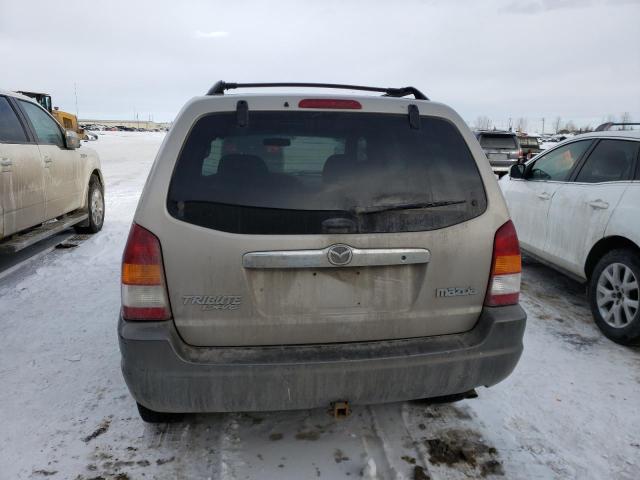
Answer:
[[478, 134, 517, 149], [168, 111, 487, 234], [519, 137, 539, 147]]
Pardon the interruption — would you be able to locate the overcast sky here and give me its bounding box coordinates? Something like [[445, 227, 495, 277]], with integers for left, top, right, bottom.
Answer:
[[1, 0, 638, 131]]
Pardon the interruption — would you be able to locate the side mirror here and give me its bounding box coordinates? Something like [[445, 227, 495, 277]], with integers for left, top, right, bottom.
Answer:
[[65, 130, 80, 150], [510, 163, 526, 179]]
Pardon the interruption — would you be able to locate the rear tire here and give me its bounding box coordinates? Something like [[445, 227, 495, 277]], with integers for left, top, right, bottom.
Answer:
[[136, 402, 183, 423], [75, 175, 104, 233], [588, 249, 640, 346]]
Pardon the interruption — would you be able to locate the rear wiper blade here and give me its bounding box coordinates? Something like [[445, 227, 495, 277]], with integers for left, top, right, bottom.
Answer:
[[352, 200, 466, 215]]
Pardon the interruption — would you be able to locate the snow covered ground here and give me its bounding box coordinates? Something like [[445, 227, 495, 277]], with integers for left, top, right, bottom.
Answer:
[[1, 132, 638, 480]]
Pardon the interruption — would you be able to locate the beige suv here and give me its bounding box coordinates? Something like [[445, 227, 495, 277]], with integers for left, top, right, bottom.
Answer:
[[0, 90, 104, 247], [118, 82, 526, 422]]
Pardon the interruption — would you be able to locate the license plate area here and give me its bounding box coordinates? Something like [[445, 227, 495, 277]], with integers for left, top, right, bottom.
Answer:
[[246, 265, 424, 317]]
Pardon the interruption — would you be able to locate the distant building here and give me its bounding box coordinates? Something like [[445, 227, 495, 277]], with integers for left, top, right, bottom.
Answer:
[[79, 119, 171, 130]]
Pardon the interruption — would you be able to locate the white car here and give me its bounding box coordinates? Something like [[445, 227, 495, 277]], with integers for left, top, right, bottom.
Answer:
[[83, 131, 99, 141], [500, 128, 640, 345], [0, 90, 104, 249]]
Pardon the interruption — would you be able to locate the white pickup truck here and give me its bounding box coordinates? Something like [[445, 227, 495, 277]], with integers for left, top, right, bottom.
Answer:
[[0, 90, 104, 252], [500, 127, 640, 345]]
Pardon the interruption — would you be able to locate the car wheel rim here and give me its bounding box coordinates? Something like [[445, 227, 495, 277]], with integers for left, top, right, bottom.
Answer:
[[596, 262, 639, 328], [91, 188, 104, 226]]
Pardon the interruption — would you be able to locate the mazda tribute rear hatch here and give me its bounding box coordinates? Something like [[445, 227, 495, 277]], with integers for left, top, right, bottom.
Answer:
[[163, 106, 493, 346]]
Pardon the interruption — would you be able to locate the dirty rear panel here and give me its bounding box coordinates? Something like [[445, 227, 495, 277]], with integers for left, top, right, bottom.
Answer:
[[135, 95, 509, 346]]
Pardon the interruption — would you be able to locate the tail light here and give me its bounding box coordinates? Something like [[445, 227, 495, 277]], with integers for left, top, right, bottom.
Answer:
[[121, 223, 172, 321], [298, 99, 362, 109], [485, 220, 521, 306]]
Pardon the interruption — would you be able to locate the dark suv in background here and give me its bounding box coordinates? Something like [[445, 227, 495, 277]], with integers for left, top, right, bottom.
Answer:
[[475, 130, 521, 177]]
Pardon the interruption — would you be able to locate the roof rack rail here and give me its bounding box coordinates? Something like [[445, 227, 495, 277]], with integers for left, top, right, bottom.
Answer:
[[595, 122, 640, 131], [206, 81, 429, 100]]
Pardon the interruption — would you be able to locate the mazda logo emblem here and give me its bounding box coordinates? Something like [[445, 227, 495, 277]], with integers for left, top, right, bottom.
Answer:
[[327, 244, 353, 266]]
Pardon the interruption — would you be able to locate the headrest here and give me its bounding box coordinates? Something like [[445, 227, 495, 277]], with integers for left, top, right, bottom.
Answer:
[[217, 154, 268, 177], [594, 149, 629, 179]]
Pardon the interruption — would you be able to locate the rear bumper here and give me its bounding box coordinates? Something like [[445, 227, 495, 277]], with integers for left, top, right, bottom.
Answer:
[[118, 305, 526, 412]]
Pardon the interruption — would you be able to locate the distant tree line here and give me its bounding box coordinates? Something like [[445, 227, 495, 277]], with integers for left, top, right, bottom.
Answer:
[[473, 112, 633, 134]]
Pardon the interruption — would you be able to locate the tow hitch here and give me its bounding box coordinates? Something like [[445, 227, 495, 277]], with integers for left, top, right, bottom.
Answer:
[[330, 401, 351, 418]]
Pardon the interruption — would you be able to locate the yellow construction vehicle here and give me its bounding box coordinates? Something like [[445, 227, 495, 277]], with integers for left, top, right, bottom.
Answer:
[[14, 91, 87, 139]]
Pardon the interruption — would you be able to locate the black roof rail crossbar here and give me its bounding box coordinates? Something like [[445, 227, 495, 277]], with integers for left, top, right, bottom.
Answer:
[[206, 81, 429, 100], [595, 122, 640, 131]]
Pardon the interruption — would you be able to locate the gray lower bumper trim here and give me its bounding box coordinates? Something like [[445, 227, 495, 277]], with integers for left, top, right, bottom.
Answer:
[[118, 305, 526, 413]]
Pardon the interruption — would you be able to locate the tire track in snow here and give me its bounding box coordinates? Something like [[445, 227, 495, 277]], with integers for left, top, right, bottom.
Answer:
[[365, 403, 432, 480], [218, 413, 247, 479], [143, 417, 225, 478]]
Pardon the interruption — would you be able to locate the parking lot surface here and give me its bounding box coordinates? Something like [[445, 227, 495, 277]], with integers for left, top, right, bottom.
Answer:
[[1, 132, 638, 479]]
